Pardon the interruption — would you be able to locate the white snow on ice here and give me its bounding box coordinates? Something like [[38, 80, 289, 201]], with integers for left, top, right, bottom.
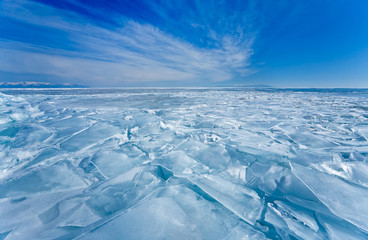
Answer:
[[0, 88, 368, 239]]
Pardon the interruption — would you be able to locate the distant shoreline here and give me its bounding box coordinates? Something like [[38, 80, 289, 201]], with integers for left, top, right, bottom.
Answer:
[[0, 82, 88, 88], [1, 87, 368, 91]]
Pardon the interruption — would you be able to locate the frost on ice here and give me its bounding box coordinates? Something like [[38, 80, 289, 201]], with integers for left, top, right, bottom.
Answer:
[[0, 88, 368, 239]]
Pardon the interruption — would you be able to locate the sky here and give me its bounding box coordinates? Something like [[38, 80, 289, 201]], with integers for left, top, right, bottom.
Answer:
[[0, 0, 368, 87]]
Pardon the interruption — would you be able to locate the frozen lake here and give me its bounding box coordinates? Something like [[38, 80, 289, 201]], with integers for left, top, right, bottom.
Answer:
[[1, 88, 368, 239]]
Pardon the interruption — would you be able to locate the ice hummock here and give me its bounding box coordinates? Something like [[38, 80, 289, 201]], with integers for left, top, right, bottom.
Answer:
[[0, 88, 368, 239]]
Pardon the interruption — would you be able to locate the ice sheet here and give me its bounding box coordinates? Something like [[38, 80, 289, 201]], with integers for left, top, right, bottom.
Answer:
[[1, 88, 368, 239]]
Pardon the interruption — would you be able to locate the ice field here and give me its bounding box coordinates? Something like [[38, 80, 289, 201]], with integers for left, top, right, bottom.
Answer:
[[0, 88, 368, 239]]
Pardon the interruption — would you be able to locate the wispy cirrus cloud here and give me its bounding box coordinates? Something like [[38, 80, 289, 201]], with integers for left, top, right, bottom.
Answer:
[[0, 0, 256, 86]]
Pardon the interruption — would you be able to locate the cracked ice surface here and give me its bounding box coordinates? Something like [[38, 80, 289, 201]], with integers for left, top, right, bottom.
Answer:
[[1, 88, 368, 239]]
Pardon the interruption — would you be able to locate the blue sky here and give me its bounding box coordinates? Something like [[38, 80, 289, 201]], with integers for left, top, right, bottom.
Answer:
[[0, 0, 368, 87]]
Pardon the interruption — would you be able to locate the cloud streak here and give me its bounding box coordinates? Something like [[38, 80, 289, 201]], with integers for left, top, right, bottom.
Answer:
[[0, 0, 256, 86]]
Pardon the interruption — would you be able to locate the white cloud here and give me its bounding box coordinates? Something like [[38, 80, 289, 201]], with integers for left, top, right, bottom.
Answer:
[[0, 0, 255, 86]]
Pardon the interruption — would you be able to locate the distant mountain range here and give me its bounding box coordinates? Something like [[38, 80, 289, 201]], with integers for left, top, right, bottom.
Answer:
[[0, 81, 88, 88], [0, 81, 273, 88]]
